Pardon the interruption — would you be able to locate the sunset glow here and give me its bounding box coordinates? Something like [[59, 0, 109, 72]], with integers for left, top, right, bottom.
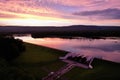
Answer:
[[0, 0, 120, 26]]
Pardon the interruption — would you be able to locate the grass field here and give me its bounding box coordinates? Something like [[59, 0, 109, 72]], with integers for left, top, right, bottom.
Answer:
[[1, 43, 120, 80], [12, 43, 67, 80]]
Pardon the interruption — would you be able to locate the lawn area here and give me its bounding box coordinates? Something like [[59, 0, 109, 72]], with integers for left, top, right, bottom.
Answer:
[[13, 43, 67, 80], [15, 43, 67, 63], [0, 43, 120, 80], [62, 59, 120, 80]]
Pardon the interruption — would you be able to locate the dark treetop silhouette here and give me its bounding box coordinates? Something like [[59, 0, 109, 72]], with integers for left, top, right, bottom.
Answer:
[[0, 36, 26, 61]]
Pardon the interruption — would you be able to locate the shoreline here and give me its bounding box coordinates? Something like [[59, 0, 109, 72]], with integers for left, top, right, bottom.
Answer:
[[24, 42, 68, 54], [1, 42, 119, 80], [24, 42, 120, 64]]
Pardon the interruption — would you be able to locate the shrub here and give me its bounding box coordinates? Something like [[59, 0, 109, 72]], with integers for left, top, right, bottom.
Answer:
[[0, 36, 26, 61]]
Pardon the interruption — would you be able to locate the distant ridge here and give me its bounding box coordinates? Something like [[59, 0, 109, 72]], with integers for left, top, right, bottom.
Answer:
[[0, 25, 120, 38], [0, 24, 120, 28]]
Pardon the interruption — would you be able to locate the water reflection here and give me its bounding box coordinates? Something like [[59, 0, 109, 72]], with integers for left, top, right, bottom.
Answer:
[[15, 36, 120, 63]]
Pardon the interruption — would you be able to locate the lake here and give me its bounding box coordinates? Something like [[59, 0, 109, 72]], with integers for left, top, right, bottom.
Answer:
[[15, 35, 120, 63]]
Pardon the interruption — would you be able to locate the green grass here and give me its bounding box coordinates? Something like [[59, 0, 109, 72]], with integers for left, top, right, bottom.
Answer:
[[15, 43, 66, 63], [12, 43, 67, 80], [1, 43, 120, 80], [62, 59, 120, 80]]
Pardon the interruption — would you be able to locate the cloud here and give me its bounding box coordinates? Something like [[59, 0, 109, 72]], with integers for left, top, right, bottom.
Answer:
[[0, 0, 120, 26], [0, 13, 18, 19], [73, 8, 120, 19], [48, 0, 120, 11], [0, 0, 61, 19], [0, 0, 82, 21], [0, 0, 120, 19]]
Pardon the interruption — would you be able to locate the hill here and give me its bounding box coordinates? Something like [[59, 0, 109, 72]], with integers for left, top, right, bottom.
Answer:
[[0, 25, 120, 38]]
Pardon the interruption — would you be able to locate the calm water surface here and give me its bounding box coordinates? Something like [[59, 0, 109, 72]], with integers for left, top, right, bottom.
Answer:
[[15, 36, 120, 63]]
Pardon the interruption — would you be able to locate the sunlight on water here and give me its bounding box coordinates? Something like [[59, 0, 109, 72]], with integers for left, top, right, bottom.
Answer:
[[15, 36, 120, 63]]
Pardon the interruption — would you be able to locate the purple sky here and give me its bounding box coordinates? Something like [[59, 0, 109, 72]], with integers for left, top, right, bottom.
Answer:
[[0, 0, 120, 26]]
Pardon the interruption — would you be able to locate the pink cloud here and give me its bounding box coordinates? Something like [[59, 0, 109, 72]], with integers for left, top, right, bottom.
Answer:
[[56, 0, 120, 11], [0, 0, 64, 19], [0, 0, 120, 18], [0, 0, 120, 26]]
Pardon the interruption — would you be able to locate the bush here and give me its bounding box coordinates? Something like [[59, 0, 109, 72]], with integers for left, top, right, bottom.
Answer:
[[0, 36, 26, 61]]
